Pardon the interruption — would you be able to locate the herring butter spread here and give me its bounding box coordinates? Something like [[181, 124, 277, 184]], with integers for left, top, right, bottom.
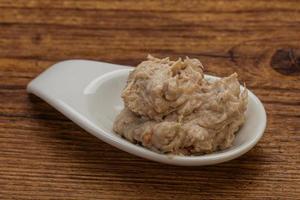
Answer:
[[113, 55, 248, 155]]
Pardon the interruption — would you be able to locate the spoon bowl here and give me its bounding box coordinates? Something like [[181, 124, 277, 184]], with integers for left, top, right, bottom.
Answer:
[[27, 60, 267, 166]]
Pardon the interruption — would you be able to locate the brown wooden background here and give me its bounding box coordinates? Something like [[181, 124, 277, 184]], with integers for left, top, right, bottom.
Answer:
[[0, 0, 299, 199]]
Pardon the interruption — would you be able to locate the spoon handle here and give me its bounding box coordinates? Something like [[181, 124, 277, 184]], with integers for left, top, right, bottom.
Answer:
[[27, 59, 127, 110]]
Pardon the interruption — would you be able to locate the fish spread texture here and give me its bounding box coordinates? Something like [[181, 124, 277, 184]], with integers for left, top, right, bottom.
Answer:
[[113, 55, 248, 155]]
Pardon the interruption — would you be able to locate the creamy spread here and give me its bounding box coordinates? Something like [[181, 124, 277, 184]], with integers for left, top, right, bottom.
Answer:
[[113, 55, 248, 155]]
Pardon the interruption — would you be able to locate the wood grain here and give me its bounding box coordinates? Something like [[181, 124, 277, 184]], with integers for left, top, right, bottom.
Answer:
[[0, 0, 299, 199]]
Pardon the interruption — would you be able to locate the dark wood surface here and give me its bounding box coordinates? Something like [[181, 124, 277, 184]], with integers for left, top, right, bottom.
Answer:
[[0, 0, 299, 199]]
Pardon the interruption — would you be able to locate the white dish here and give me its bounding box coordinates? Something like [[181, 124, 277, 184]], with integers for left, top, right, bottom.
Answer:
[[27, 60, 267, 166]]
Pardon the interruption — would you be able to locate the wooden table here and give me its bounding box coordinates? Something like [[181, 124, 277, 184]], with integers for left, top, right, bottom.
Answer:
[[0, 0, 299, 199]]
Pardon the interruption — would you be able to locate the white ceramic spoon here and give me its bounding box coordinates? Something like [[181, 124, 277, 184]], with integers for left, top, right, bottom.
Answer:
[[27, 60, 267, 166]]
